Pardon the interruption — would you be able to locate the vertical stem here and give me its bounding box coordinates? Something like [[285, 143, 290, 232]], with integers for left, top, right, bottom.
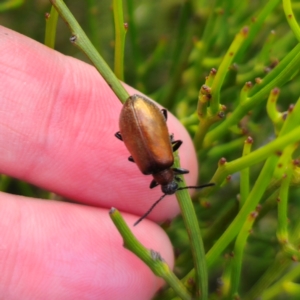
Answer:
[[49, 0, 129, 103], [44, 5, 59, 48], [283, 0, 300, 42], [173, 153, 208, 300], [113, 0, 127, 80], [176, 188, 208, 300]]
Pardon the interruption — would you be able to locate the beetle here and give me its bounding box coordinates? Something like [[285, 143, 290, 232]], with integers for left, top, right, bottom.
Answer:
[[115, 94, 214, 225]]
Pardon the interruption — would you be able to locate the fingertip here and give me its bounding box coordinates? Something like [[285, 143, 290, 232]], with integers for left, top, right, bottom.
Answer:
[[0, 193, 174, 299], [0, 26, 199, 224]]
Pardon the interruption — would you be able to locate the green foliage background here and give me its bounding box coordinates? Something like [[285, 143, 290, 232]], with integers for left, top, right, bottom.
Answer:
[[2, 0, 300, 299]]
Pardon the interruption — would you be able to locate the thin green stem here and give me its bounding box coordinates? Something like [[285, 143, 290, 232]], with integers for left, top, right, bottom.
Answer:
[[275, 161, 300, 261], [0, 175, 11, 191], [277, 170, 292, 243], [193, 119, 212, 149], [113, 0, 127, 80], [205, 42, 300, 146], [166, 120, 300, 297], [210, 126, 300, 187], [206, 155, 278, 268], [244, 252, 290, 300], [173, 154, 208, 300], [234, 0, 281, 62], [283, 0, 300, 42], [240, 136, 253, 207], [159, 23, 195, 108], [171, 155, 280, 298], [0, 0, 23, 11], [49, 0, 129, 103], [228, 211, 258, 299], [137, 38, 167, 78], [206, 137, 245, 158], [266, 88, 283, 135], [245, 219, 300, 299], [125, 0, 142, 85], [44, 5, 59, 48], [176, 189, 208, 300], [87, 0, 101, 52], [261, 264, 300, 300], [210, 26, 249, 114], [109, 208, 192, 300]]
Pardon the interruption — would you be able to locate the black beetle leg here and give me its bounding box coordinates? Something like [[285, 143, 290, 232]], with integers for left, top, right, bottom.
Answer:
[[161, 109, 167, 121], [150, 179, 159, 189], [115, 131, 123, 141], [169, 133, 174, 142], [172, 140, 183, 152], [173, 167, 189, 175], [128, 156, 135, 162], [174, 176, 183, 182]]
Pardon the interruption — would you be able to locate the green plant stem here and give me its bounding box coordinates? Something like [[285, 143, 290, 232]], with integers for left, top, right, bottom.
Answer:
[[275, 161, 300, 261], [193, 118, 213, 149], [164, 122, 300, 298], [87, 0, 101, 52], [277, 168, 292, 244], [205, 42, 300, 146], [0, 0, 23, 11], [202, 199, 238, 249], [206, 136, 245, 158], [168, 155, 280, 299], [244, 252, 290, 300], [261, 264, 300, 300], [194, 4, 217, 74], [176, 189, 208, 300], [109, 208, 192, 300], [210, 126, 300, 186], [207, 155, 278, 268], [228, 211, 258, 299], [113, 0, 126, 80], [210, 26, 249, 114], [285, 283, 300, 297], [205, 123, 300, 196], [279, 98, 300, 136], [137, 38, 167, 78], [48, 0, 129, 103], [235, 0, 281, 62], [245, 219, 300, 299], [126, 0, 141, 63], [44, 5, 59, 48], [266, 88, 283, 135], [173, 154, 208, 300], [283, 0, 300, 42], [240, 137, 252, 207], [257, 29, 276, 65], [0, 175, 10, 191], [159, 22, 195, 108]]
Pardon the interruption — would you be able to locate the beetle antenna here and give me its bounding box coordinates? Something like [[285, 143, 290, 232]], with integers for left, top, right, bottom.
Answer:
[[134, 194, 167, 226], [134, 183, 215, 226], [177, 182, 215, 191]]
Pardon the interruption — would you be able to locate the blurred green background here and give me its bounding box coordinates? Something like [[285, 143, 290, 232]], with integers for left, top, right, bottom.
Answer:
[[3, 1, 300, 299]]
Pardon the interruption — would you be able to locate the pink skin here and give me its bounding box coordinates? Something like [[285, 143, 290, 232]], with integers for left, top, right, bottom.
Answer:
[[0, 26, 199, 299]]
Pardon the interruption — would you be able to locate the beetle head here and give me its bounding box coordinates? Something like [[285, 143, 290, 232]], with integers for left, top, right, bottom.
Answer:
[[161, 181, 178, 195]]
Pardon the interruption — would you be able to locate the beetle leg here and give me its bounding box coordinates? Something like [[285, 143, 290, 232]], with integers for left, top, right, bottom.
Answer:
[[161, 109, 167, 120], [173, 167, 189, 174], [128, 156, 135, 162], [172, 140, 183, 152], [115, 131, 123, 141], [174, 176, 183, 182], [150, 179, 159, 189]]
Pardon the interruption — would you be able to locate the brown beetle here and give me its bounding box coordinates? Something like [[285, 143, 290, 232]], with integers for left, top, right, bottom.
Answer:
[[116, 94, 214, 225]]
